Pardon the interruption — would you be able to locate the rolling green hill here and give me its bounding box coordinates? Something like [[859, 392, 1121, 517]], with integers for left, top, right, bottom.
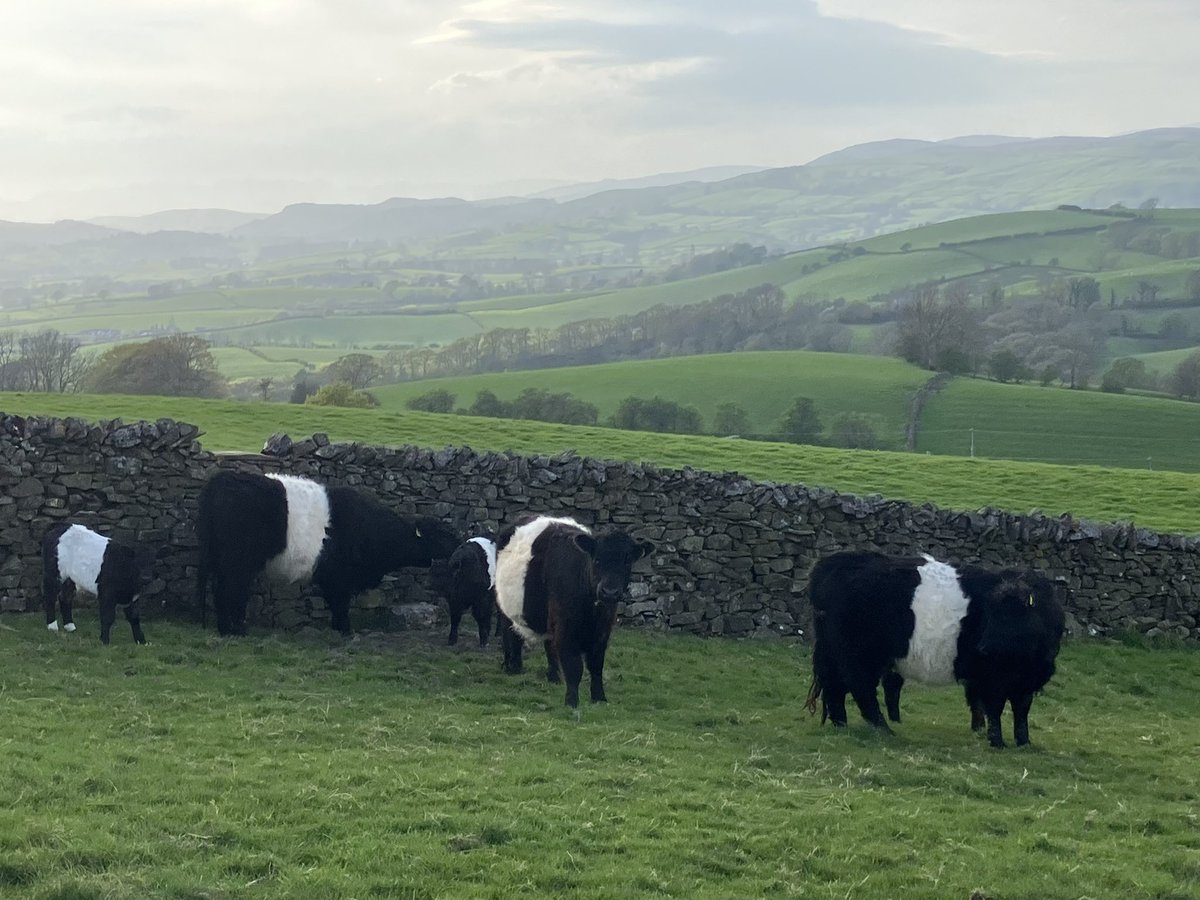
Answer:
[[371, 352, 930, 446], [3, 391, 1199, 534], [915, 378, 1200, 471], [372, 351, 1200, 473]]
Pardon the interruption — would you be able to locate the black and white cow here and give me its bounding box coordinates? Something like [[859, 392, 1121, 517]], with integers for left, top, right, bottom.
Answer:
[[195, 470, 461, 636], [42, 523, 148, 645], [430, 536, 498, 647], [805, 550, 1065, 748], [495, 515, 653, 707]]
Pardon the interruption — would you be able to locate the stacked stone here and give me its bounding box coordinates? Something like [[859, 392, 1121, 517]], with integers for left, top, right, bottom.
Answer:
[[1, 413, 1197, 640]]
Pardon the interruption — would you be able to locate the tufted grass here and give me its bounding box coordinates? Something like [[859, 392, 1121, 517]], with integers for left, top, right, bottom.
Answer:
[[2, 615, 1198, 899]]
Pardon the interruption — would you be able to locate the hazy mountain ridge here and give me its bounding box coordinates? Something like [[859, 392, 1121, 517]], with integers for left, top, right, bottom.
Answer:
[[4, 128, 1200, 271], [88, 209, 266, 235]]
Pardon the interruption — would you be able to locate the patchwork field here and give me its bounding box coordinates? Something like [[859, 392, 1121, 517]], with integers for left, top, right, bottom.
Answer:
[[4, 391, 1200, 534], [2, 617, 1197, 898], [7, 209, 1200, 365]]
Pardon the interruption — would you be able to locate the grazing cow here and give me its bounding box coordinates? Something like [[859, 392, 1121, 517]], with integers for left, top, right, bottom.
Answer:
[[195, 470, 461, 636], [805, 550, 1064, 748], [430, 536, 498, 647], [495, 515, 652, 707], [42, 523, 148, 645]]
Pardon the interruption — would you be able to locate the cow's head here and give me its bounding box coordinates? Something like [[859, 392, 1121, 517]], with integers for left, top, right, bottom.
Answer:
[[573, 529, 654, 606], [411, 517, 463, 563], [977, 571, 1058, 657], [1, 414, 26, 439]]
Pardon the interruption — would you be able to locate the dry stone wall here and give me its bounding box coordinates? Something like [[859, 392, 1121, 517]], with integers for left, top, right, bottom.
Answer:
[[2, 412, 1198, 640]]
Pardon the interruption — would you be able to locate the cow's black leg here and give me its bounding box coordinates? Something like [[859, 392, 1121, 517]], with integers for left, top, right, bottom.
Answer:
[[214, 572, 251, 636], [43, 571, 59, 629], [60, 582, 76, 633], [964, 682, 986, 732], [848, 677, 891, 733], [500, 615, 523, 674], [882, 670, 904, 723], [811, 641, 847, 726], [475, 599, 492, 648], [824, 685, 849, 727], [448, 608, 462, 645], [981, 689, 1008, 748], [560, 649, 584, 708], [1010, 691, 1035, 747], [99, 595, 117, 645], [585, 641, 609, 703], [544, 640, 561, 684], [125, 602, 147, 645], [326, 592, 352, 636]]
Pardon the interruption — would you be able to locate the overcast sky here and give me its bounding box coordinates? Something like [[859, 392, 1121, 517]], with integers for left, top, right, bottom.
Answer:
[[2, 0, 1197, 222]]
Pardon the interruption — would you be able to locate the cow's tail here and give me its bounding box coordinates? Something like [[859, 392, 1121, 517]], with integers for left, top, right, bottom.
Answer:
[[804, 675, 828, 723]]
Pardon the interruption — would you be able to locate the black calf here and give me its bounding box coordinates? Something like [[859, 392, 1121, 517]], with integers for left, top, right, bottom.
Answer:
[[42, 523, 148, 645], [430, 536, 497, 647]]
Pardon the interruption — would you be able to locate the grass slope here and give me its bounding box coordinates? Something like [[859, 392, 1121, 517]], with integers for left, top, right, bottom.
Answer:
[[2, 618, 1198, 898], [371, 352, 931, 445], [918, 379, 1200, 472], [4, 392, 1200, 534]]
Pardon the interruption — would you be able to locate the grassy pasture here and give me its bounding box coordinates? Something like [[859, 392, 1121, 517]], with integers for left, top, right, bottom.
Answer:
[[210, 313, 481, 348], [370, 352, 930, 444], [1132, 346, 1200, 374], [2, 617, 1198, 899], [917, 378, 1200, 473], [3, 391, 1200, 534]]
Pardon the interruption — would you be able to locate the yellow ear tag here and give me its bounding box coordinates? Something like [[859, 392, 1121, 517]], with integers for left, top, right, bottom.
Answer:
[[1028, 594, 1035, 607]]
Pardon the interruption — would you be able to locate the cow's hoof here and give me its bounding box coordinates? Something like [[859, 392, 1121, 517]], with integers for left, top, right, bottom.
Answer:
[[63, 623, 76, 633]]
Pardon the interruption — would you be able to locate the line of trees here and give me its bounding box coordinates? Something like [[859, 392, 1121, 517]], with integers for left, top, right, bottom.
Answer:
[[372, 283, 854, 383], [402, 388, 883, 448], [0, 329, 229, 398]]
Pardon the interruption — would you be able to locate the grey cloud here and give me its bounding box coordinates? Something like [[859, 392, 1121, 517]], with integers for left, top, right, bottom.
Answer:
[[445, 2, 1039, 113], [447, 17, 725, 64], [64, 105, 185, 125]]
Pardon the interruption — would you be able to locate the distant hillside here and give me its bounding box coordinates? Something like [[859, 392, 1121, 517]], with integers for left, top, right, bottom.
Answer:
[[7, 208, 1199, 368], [231, 196, 556, 243], [89, 209, 266, 235], [6, 128, 1200, 279], [0, 219, 119, 248], [226, 128, 1200, 256], [527, 166, 766, 203]]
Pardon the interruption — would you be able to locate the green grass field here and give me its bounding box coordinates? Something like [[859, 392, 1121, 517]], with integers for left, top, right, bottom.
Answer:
[[3, 617, 1198, 898], [371, 352, 931, 444], [916, 378, 1200, 471], [4, 391, 1200, 534]]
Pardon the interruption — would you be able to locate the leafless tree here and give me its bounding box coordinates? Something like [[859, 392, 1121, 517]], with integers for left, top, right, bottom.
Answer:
[[17, 329, 90, 392]]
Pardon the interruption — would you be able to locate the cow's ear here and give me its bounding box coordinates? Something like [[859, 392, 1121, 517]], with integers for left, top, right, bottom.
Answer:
[[573, 533, 597, 556], [635, 540, 654, 560]]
